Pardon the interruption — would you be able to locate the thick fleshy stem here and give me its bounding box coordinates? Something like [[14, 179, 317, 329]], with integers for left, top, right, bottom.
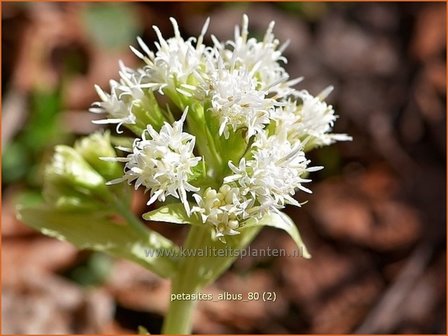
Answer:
[[162, 226, 207, 334], [162, 225, 262, 334]]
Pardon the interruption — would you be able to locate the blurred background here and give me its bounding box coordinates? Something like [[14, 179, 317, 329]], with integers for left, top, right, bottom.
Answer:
[[2, 2, 446, 334]]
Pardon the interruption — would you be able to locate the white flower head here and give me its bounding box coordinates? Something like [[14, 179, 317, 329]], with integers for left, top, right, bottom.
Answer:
[[215, 15, 290, 91], [225, 134, 321, 213], [209, 66, 274, 139], [90, 62, 147, 132], [107, 108, 201, 214], [131, 18, 211, 97], [296, 89, 338, 145], [192, 184, 252, 240], [275, 88, 352, 147]]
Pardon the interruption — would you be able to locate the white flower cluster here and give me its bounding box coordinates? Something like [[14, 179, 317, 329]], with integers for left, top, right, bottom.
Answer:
[[91, 62, 146, 131], [91, 15, 351, 239], [192, 185, 252, 238], [106, 109, 201, 214], [210, 67, 274, 139]]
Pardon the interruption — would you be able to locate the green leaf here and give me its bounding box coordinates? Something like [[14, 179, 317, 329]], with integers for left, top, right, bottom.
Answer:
[[143, 203, 201, 226], [244, 212, 311, 259], [17, 206, 179, 278]]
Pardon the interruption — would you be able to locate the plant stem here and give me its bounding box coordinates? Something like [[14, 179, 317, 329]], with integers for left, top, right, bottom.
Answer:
[[107, 192, 149, 235], [162, 277, 198, 334], [162, 226, 262, 334], [162, 226, 206, 334]]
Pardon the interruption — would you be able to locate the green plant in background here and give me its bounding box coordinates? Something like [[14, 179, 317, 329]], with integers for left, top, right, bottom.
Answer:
[[3, 88, 64, 185], [81, 3, 140, 51], [17, 15, 351, 334]]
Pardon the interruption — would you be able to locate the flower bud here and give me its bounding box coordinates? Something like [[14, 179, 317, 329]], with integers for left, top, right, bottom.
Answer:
[[74, 131, 122, 180], [43, 145, 106, 208], [227, 220, 239, 230]]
